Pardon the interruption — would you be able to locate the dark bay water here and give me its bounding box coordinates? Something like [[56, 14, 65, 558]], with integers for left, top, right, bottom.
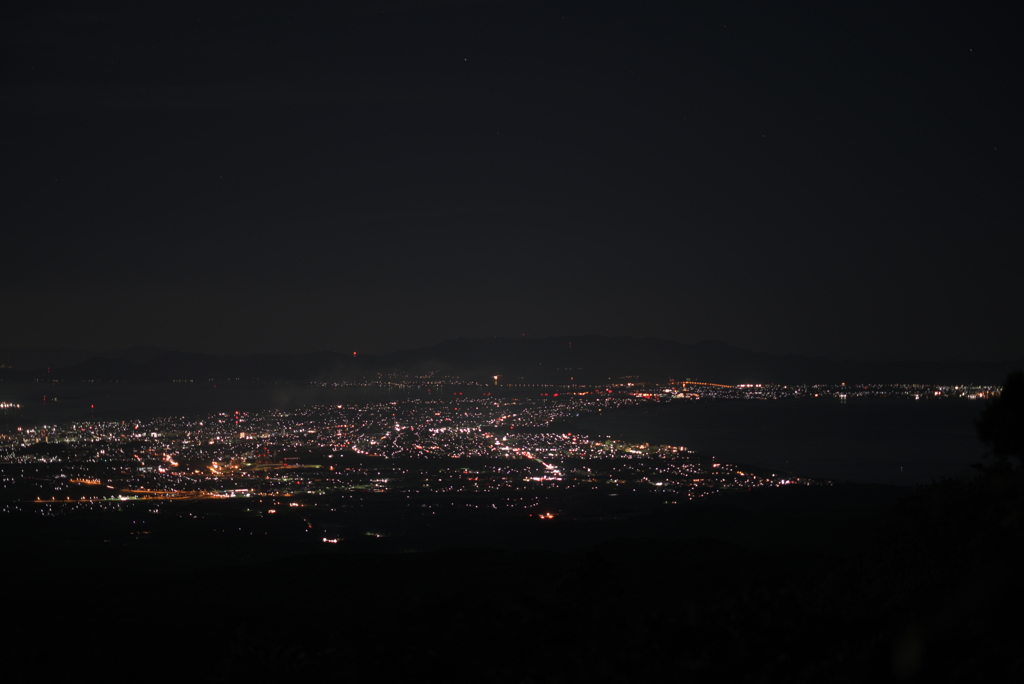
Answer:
[[0, 381, 435, 425], [563, 398, 988, 486], [1, 381, 989, 486]]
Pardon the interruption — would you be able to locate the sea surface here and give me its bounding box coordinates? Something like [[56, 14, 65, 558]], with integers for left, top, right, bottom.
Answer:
[[0, 380, 432, 425], [1, 381, 989, 486], [561, 397, 988, 486]]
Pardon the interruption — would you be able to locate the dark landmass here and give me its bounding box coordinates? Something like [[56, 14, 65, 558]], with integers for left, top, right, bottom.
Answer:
[[3, 336, 1021, 385], [1, 360, 1018, 682], [3, 475, 1021, 682]]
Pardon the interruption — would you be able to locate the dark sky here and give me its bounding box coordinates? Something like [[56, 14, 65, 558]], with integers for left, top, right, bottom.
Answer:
[[3, 0, 1020, 360]]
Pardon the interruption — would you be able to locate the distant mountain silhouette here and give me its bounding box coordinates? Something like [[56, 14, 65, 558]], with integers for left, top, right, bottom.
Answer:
[[1, 337, 1019, 385], [374, 336, 1020, 385], [97, 345, 169, 365], [0, 346, 94, 371]]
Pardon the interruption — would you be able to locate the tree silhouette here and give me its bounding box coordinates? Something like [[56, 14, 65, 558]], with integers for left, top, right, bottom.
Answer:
[[976, 371, 1024, 470]]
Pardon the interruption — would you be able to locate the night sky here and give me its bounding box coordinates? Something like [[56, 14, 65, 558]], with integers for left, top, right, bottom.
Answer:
[[4, 1, 1020, 361]]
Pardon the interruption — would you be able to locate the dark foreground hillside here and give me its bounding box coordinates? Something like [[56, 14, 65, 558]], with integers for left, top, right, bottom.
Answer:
[[3, 476, 1022, 683]]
